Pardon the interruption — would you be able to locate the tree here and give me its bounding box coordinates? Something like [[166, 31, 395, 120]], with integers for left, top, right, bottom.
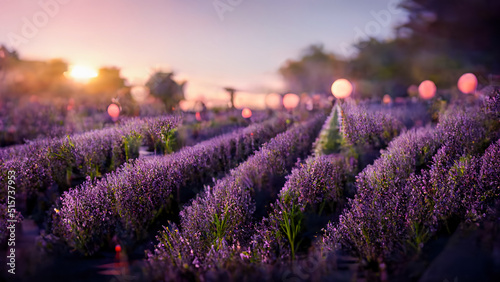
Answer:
[[86, 67, 126, 96], [398, 0, 500, 73], [345, 0, 499, 95], [279, 44, 346, 95], [145, 71, 186, 112]]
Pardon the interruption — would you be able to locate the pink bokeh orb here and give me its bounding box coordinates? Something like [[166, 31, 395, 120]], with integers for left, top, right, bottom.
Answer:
[[283, 93, 300, 110], [457, 73, 478, 94], [242, 108, 252, 118], [418, 80, 436, 100], [107, 104, 120, 119], [331, 79, 353, 99]]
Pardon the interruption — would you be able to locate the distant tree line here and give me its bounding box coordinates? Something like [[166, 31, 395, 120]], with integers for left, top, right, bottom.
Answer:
[[280, 0, 500, 99]]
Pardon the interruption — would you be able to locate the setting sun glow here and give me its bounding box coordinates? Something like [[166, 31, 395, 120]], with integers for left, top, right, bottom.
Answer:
[[67, 65, 98, 83]]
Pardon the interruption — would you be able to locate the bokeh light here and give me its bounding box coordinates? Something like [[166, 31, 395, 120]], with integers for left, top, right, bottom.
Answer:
[[457, 73, 478, 94], [383, 94, 392, 104], [283, 93, 300, 110], [265, 93, 282, 110], [331, 78, 353, 99], [418, 80, 436, 100], [242, 108, 252, 118], [107, 103, 120, 120], [130, 86, 150, 102]]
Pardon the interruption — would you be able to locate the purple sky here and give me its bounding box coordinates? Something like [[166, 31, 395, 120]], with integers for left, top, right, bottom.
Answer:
[[0, 0, 408, 106]]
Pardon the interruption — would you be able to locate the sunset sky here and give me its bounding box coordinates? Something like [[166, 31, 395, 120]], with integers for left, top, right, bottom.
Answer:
[[0, 0, 408, 104]]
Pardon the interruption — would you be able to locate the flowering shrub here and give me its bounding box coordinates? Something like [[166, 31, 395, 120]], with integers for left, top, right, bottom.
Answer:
[[142, 116, 179, 154], [0, 116, 178, 195], [52, 179, 115, 255], [365, 101, 432, 128], [483, 89, 500, 120], [150, 115, 325, 270], [339, 101, 404, 149], [436, 106, 490, 157], [403, 139, 500, 254], [322, 126, 441, 262], [480, 139, 500, 198], [0, 101, 109, 147], [0, 115, 180, 249], [54, 118, 289, 254], [322, 97, 500, 264], [252, 154, 355, 262]]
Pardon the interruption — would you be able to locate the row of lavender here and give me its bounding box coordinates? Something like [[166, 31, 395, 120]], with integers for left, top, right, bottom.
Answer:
[[251, 101, 406, 265], [248, 96, 499, 279], [321, 95, 500, 267], [0, 116, 179, 244], [0, 116, 179, 199], [49, 117, 290, 254], [314, 101, 404, 156], [145, 94, 500, 280], [0, 100, 111, 147], [0, 113, 249, 204], [145, 102, 408, 279], [147, 114, 326, 277]]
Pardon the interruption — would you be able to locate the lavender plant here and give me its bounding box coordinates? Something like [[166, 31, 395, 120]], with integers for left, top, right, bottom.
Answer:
[[322, 126, 441, 262], [0, 115, 180, 240], [143, 116, 178, 154], [53, 118, 289, 254], [0, 101, 108, 147], [339, 101, 404, 149], [322, 96, 500, 264], [480, 138, 500, 198], [150, 115, 325, 270], [252, 155, 354, 262]]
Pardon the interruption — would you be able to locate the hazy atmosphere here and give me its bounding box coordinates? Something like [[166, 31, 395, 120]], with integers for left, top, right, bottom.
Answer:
[[1, 0, 407, 102], [1, 0, 499, 281]]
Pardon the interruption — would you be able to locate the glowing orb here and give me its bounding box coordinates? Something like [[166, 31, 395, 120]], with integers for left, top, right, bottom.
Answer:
[[130, 86, 149, 102], [67, 65, 98, 83], [383, 94, 392, 104], [283, 93, 300, 110], [115, 244, 121, 253], [242, 108, 252, 118], [331, 79, 353, 99], [107, 104, 120, 120], [457, 73, 477, 94], [418, 80, 436, 100], [265, 93, 282, 110]]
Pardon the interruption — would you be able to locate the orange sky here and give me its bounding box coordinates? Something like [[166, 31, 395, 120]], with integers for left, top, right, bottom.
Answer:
[[1, 0, 408, 107]]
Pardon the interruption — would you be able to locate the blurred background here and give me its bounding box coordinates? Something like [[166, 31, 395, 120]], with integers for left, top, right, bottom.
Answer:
[[1, 0, 499, 145]]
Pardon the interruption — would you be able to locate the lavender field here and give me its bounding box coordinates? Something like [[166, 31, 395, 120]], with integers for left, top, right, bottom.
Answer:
[[2, 0, 500, 281], [1, 90, 499, 281]]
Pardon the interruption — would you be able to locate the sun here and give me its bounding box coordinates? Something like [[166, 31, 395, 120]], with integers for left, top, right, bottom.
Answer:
[[67, 65, 98, 83]]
